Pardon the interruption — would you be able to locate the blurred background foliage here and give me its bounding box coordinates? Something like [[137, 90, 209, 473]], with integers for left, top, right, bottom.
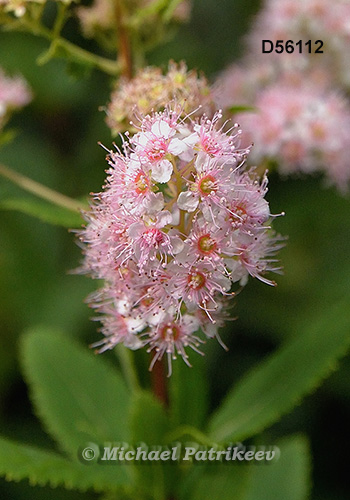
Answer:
[[0, 0, 349, 499]]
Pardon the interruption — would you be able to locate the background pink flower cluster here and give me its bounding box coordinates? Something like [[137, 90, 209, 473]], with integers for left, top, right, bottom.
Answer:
[[214, 0, 350, 191]]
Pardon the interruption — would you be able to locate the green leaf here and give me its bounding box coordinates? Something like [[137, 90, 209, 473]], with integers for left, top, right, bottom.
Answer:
[[0, 197, 83, 227], [181, 463, 250, 500], [20, 327, 131, 460], [128, 391, 171, 500], [182, 435, 310, 500], [243, 435, 311, 500], [129, 391, 170, 444], [169, 350, 209, 429], [0, 436, 131, 492], [209, 297, 350, 443]]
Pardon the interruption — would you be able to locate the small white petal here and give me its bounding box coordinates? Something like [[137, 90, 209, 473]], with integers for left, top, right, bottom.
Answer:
[[134, 131, 150, 147], [194, 151, 209, 171], [115, 298, 131, 315], [177, 191, 199, 212], [151, 159, 173, 183], [168, 137, 188, 155], [157, 210, 173, 227], [170, 236, 185, 254], [151, 120, 172, 138], [143, 192, 164, 214], [127, 222, 144, 239], [183, 132, 199, 147], [202, 322, 218, 338], [171, 207, 180, 225], [182, 314, 200, 332], [125, 316, 146, 334], [214, 273, 231, 291]]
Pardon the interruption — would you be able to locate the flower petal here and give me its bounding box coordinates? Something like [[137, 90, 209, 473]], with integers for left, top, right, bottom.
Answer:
[[177, 191, 199, 212], [151, 159, 173, 183]]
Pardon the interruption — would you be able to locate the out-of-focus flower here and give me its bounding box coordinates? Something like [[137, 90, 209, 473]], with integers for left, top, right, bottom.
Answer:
[[76, 0, 116, 40], [0, 0, 72, 17], [233, 80, 350, 191], [169, 0, 191, 23], [247, 0, 350, 90], [78, 106, 284, 373], [105, 62, 215, 135], [213, 0, 350, 192], [213, 60, 332, 111], [77, 0, 192, 49], [0, 68, 32, 130], [0, 0, 43, 16]]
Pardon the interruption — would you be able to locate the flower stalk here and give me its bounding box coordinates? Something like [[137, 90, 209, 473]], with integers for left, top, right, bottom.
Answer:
[[0, 163, 86, 212], [115, 0, 133, 79]]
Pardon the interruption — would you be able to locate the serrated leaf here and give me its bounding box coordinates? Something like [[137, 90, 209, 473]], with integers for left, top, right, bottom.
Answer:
[[243, 435, 311, 500], [209, 297, 350, 443], [20, 327, 131, 461], [181, 463, 250, 500], [0, 436, 131, 492], [129, 391, 170, 444], [182, 435, 310, 500], [128, 391, 171, 500], [169, 350, 208, 429], [0, 197, 83, 227]]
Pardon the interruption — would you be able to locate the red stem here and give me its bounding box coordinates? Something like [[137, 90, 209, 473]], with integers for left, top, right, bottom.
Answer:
[[115, 1, 133, 79], [151, 356, 169, 407]]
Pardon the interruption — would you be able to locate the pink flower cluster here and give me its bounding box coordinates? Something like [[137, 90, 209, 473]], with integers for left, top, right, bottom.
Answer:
[[105, 62, 214, 135], [233, 80, 350, 191], [213, 0, 350, 191], [78, 108, 283, 372], [247, 0, 350, 90], [0, 68, 32, 130]]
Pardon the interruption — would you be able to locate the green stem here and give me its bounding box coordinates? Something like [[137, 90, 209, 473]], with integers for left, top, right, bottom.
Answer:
[[53, 35, 121, 75], [0, 163, 86, 213], [4, 13, 121, 76], [52, 2, 68, 38], [115, 344, 140, 392], [36, 2, 69, 65], [171, 157, 186, 235]]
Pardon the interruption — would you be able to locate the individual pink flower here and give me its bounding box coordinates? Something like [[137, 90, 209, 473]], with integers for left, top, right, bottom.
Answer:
[[148, 314, 203, 374], [183, 111, 248, 162], [131, 114, 191, 182], [127, 210, 184, 272], [177, 156, 242, 216]]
